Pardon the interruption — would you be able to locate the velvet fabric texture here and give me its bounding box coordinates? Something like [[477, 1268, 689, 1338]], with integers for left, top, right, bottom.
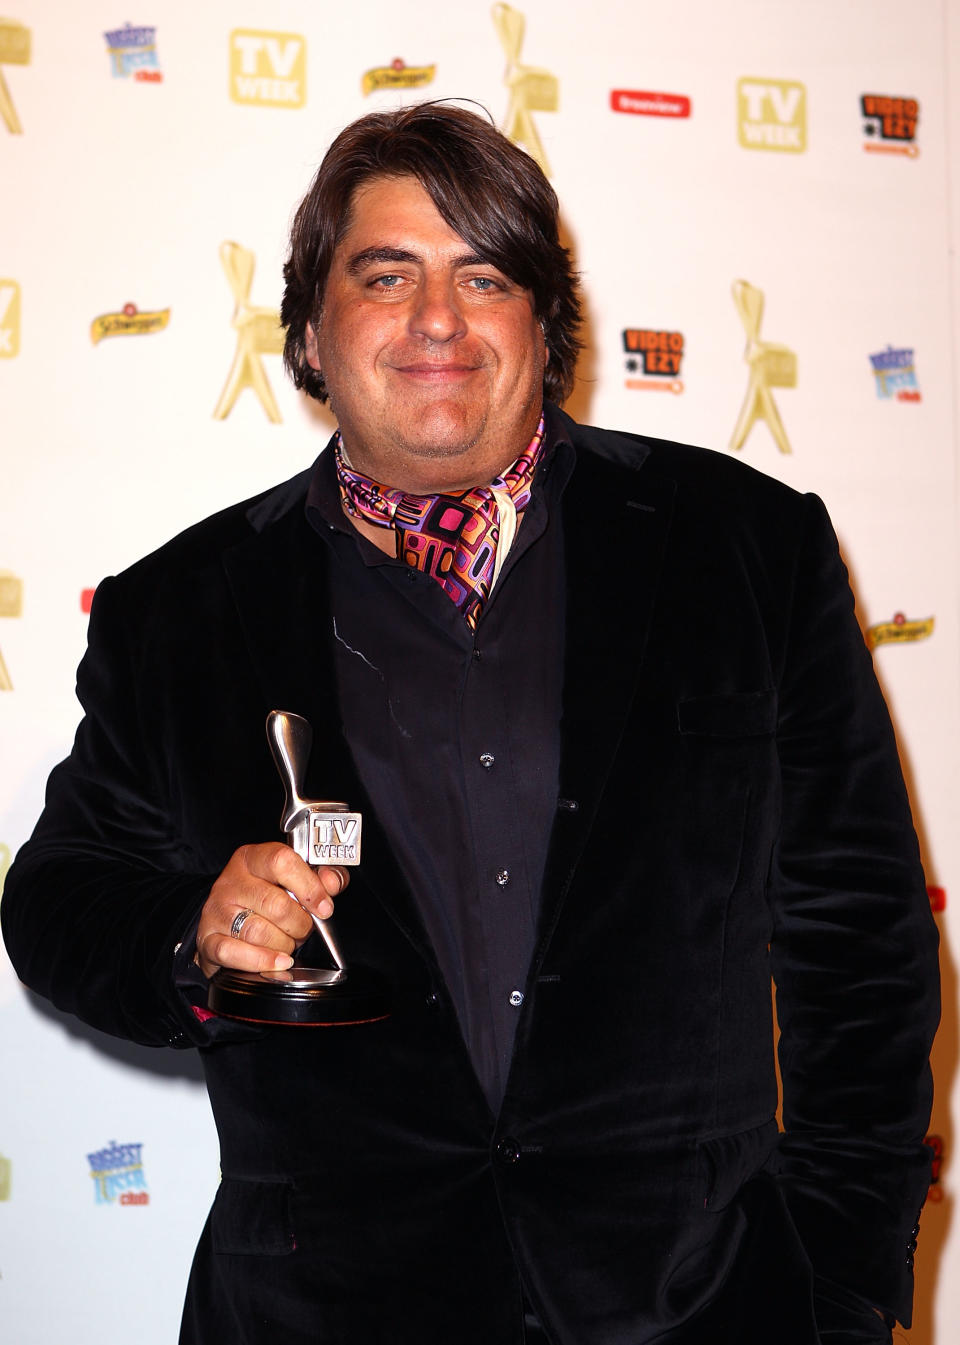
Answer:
[[2, 406, 939, 1344]]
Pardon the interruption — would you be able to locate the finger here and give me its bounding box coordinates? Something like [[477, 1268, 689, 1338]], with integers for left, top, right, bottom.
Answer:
[[196, 922, 295, 978]]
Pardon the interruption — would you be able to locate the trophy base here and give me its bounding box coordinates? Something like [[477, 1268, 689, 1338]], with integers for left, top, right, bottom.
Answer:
[[207, 965, 391, 1026]]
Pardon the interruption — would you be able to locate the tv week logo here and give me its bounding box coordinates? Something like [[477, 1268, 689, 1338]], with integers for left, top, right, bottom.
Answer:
[[737, 78, 806, 153], [230, 30, 306, 108]]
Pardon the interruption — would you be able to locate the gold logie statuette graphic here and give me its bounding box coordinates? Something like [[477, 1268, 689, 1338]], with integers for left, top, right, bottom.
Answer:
[[492, 4, 557, 177], [0, 1153, 11, 1202], [90, 303, 170, 345], [866, 613, 934, 651], [0, 842, 11, 896], [362, 58, 435, 97], [0, 279, 20, 357], [0, 17, 30, 134], [729, 281, 796, 455], [213, 242, 285, 424], [0, 570, 22, 691]]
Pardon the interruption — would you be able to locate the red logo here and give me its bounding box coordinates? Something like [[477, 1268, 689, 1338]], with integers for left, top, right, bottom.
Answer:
[[80, 588, 96, 614], [926, 1134, 943, 1200], [927, 885, 946, 912], [610, 89, 691, 118]]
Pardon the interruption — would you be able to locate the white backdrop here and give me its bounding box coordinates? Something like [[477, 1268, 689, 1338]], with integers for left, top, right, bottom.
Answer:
[[1, 2, 958, 1340]]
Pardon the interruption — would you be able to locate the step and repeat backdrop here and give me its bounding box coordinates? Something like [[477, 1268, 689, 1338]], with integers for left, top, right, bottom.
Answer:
[[1, 2, 958, 1341]]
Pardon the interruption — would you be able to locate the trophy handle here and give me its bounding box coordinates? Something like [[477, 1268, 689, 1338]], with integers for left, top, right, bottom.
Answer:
[[266, 710, 348, 973]]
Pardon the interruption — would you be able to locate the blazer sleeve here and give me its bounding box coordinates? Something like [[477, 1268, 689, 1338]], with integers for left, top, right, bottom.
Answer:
[[1, 575, 225, 1048], [768, 493, 939, 1329]]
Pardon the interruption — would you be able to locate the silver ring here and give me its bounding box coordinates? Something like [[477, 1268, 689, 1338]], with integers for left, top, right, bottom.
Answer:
[[230, 908, 255, 940]]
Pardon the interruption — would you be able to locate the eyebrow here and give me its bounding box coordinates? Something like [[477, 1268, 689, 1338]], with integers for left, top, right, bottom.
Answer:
[[344, 246, 489, 276]]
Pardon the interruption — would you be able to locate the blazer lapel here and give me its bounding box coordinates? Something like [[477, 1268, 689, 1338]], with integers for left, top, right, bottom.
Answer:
[[536, 422, 676, 955], [221, 483, 438, 964]]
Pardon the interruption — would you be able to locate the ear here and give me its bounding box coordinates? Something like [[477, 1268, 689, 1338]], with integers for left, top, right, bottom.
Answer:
[[304, 322, 321, 371]]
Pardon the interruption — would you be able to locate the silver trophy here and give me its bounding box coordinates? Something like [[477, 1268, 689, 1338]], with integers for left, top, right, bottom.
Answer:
[[208, 711, 390, 1025]]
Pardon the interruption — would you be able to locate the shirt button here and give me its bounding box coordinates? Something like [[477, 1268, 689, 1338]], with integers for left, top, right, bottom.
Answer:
[[496, 869, 510, 887], [473, 647, 482, 660], [496, 1138, 520, 1164], [404, 569, 418, 582], [509, 990, 524, 1007], [480, 752, 495, 769]]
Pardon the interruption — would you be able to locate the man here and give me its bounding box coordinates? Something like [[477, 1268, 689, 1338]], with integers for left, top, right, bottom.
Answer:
[[2, 104, 939, 1344]]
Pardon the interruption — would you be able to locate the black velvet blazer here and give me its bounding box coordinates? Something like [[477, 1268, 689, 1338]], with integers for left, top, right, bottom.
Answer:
[[3, 409, 939, 1345]]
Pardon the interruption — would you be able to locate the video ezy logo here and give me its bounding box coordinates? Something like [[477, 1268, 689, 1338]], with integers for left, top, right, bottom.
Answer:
[[87, 1140, 149, 1206], [230, 29, 306, 108], [737, 78, 806, 153], [623, 328, 685, 394], [861, 94, 919, 156]]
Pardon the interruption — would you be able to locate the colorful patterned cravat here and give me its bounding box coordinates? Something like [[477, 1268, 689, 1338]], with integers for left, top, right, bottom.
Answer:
[[336, 416, 545, 630]]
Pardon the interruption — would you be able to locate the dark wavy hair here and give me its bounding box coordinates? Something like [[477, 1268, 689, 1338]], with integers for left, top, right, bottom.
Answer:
[[281, 102, 582, 405]]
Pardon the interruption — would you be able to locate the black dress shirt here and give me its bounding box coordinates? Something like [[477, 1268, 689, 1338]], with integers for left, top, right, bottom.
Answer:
[[306, 411, 574, 1107]]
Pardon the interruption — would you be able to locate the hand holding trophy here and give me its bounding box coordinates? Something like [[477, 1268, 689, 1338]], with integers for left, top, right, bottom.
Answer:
[[207, 711, 390, 1025]]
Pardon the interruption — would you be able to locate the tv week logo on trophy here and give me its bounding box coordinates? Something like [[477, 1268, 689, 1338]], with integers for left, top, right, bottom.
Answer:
[[869, 345, 921, 402], [230, 29, 306, 108], [0, 280, 20, 357], [623, 328, 685, 394], [103, 22, 162, 83], [737, 77, 806, 153], [362, 57, 435, 97], [861, 94, 919, 157], [87, 1140, 149, 1206]]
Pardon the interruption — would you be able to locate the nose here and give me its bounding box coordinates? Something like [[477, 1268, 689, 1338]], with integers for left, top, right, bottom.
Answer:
[[408, 276, 466, 344]]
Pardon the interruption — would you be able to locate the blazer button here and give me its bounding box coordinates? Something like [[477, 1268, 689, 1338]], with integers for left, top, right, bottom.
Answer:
[[496, 1138, 521, 1165]]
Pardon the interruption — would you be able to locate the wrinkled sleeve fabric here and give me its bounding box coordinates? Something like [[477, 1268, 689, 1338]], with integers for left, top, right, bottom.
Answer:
[[1, 576, 225, 1048], [768, 493, 939, 1330]]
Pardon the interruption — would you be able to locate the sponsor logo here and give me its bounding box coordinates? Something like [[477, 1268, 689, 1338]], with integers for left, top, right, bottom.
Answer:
[[229, 29, 306, 108], [0, 17, 30, 134], [623, 328, 685, 394], [927, 886, 946, 912], [737, 77, 806, 153], [103, 22, 162, 83], [362, 57, 435, 96], [81, 588, 96, 614], [0, 1153, 10, 1201], [492, 3, 557, 176], [865, 611, 934, 650], [729, 280, 796, 454], [0, 280, 20, 357], [861, 94, 919, 157], [926, 1134, 943, 1201], [87, 1140, 149, 1206], [90, 301, 170, 345], [869, 345, 920, 402], [610, 89, 690, 118], [0, 571, 23, 692], [213, 242, 284, 423]]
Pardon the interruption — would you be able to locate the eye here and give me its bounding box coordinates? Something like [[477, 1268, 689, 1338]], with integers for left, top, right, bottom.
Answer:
[[467, 276, 499, 291], [370, 273, 403, 289]]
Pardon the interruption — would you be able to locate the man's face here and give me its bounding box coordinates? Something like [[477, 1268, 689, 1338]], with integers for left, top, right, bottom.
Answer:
[[305, 174, 547, 494]]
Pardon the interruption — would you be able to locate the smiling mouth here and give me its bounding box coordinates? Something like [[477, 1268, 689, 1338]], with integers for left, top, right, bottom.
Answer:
[[393, 363, 481, 380]]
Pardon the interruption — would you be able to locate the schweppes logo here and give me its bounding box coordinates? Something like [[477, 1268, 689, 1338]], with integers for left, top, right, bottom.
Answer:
[[0, 17, 30, 134], [623, 328, 684, 394], [729, 280, 796, 454], [0, 570, 23, 691], [213, 242, 284, 423], [861, 94, 919, 156], [362, 57, 435, 97], [492, 4, 557, 176], [737, 77, 806, 153], [229, 29, 306, 108], [90, 302, 170, 344], [0, 279, 20, 357], [865, 611, 934, 650]]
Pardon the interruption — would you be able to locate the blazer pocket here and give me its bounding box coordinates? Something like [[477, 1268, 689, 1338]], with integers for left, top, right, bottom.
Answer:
[[698, 1117, 780, 1211], [678, 690, 777, 739], [211, 1177, 296, 1256]]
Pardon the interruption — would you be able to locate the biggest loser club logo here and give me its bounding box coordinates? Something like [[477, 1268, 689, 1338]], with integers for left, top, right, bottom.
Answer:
[[87, 1140, 149, 1206]]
